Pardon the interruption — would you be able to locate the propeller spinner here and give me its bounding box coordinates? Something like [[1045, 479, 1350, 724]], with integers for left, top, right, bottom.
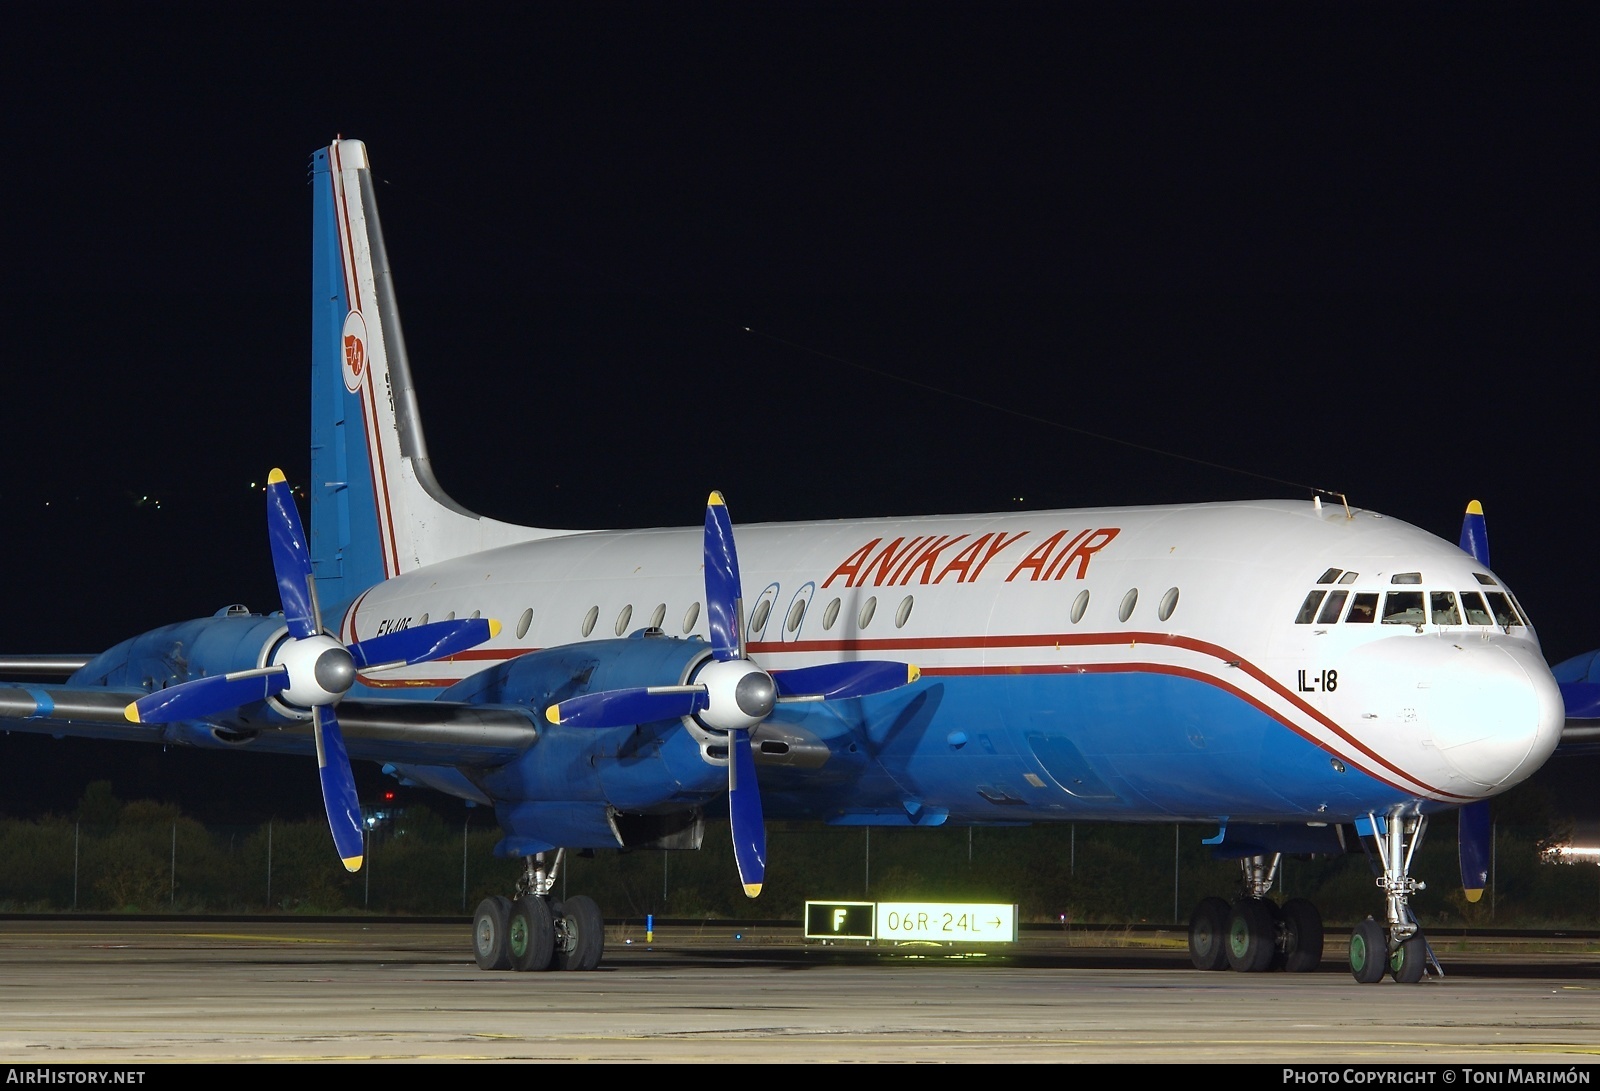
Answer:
[[125, 468, 499, 872], [546, 491, 920, 897]]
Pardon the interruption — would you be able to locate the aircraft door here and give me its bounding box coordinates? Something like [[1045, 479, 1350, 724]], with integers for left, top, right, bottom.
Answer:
[[780, 582, 816, 643]]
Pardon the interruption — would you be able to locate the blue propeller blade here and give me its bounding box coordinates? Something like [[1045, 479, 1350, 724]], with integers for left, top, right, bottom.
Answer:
[[727, 729, 766, 897], [125, 666, 288, 724], [704, 491, 744, 662], [546, 686, 708, 728], [314, 706, 365, 872], [1455, 499, 1493, 901], [774, 660, 921, 702], [266, 468, 319, 639], [349, 617, 500, 670], [1458, 801, 1491, 903], [1458, 499, 1490, 568]]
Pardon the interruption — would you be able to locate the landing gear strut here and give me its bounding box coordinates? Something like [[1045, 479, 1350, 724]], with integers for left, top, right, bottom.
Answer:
[[1186, 853, 1324, 974], [472, 849, 607, 972], [1349, 811, 1438, 984]]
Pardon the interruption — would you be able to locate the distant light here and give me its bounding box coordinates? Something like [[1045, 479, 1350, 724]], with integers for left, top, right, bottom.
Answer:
[[1547, 845, 1600, 863]]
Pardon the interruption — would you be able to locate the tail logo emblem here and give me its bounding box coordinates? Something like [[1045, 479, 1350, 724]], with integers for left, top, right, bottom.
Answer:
[[341, 310, 368, 393]]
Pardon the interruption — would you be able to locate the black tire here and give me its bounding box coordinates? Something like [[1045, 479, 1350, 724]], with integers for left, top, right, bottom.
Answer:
[[1389, 932, 1427, 984], [1188, 896, 1231, 971], [551, 894, 606, 972], [1279, 897, 1324, 974], [1349, 917, 1387, 984], [472, 895, 513, 971], [1226, 897, 1276, 973], [509, 895, 555, 972]]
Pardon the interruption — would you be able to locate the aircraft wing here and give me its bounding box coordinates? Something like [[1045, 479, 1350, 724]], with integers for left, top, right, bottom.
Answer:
[[0, 682, 539, 768]]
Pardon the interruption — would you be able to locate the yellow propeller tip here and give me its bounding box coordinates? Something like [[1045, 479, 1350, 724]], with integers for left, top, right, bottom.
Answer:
[[342, 855, 364, 873], [267, 468, 287, 485], [544, 706, 562, 725], [742, 883, 763, 898], [1463, 888, 1483, 904], [908, 665, 922, 683], [708, 490, 726, 506], [1466, 499, 1483, 515], [123, 703, 142, 724], [487, 618, 502, 638]]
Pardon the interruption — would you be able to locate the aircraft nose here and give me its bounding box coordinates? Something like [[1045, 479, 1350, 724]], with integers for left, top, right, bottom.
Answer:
[[1429, 641, 1563, 793]]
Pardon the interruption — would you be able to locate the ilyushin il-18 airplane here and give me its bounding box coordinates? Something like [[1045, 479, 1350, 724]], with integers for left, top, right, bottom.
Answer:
[[0, 138, 1587, 982]]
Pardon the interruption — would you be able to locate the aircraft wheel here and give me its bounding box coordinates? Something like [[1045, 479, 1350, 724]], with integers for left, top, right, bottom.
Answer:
[[509, 895, 555, 972], [1348, 917, 1388, 984], [550, 894, 606, 972], [1279, 897, 1324, 973], [472, 895, 513, 971], [1187, 896, 1231, 971], [1226, 897, 1276, 972], [1389, 932, 1427, 984]]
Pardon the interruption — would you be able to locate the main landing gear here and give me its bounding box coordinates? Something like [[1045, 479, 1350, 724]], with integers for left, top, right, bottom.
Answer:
[[1187, 853, 1325, 974], [1347, 811, 1439, 985], [472, 849, 606, 973]]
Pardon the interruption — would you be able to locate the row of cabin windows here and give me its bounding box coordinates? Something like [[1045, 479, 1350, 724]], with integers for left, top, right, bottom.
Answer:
[[1293, 587, 1527, 628], [463, 583, 1187, 643]]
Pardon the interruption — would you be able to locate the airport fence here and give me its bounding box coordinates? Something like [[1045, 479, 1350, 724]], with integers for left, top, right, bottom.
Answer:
[[0, 785, 1596, 928]]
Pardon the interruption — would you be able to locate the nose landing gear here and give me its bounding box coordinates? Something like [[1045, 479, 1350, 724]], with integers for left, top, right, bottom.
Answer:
[[1349, 811, 1440, 984]]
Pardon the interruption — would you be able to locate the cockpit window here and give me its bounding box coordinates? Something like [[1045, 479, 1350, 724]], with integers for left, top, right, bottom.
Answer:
[[1460, 591, 1493, 626], [1483, 591, 1522, 628], [1316, 590, 1349, 624], [1295, 590, 1326, 624], [1346, 592, 1378, 623], [1381, 591, 1425, 625], [1390, 572, 1422, 585], [1317, 568, 1343, 585], [1429, 591, 1461, 625], [1338, 571, 1360, 585], [1474, 573, 1497, 586]]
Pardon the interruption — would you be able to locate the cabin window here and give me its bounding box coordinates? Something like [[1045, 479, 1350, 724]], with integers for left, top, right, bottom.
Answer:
[[516, 607, 534, 639], [445, 611, 457, 621], [1381, 591, 1425, 625], [822, 597, 841, 631], [471, 609, 481, 619], [682, 601, 701, 634], [1295, 590, 1326, 624], [1484, 592, 1522, 628], [1118, 588, 1138, 622], [614, 604, 633, 636], [786, 599, 807, 634], [1317, 568, 1343, 584], [1460, 592, 1493, 626], [858, 596, 878, 629], [419, 612, 430, 626], [1390, 572, 1422, 585], [1429, 592, 1460, 626], [649, 603, 666, 630], [1346, 593, 1378, 623], [1070, 589, 1089, 624], [1158, 587, 1180, 622], [1338, 571, 1360, 585], [581, 605, 599, 637], [895, 596, 914, 628], [749, 598, 772, 636], [1316, 590, 1348, 624]]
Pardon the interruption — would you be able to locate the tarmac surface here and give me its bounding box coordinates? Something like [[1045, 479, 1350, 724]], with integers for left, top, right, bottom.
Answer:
[[0, 918, 1597, 1064]]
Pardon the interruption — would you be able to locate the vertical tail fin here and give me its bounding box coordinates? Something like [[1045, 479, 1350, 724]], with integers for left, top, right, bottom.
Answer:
[[307, 139, 549, 614]]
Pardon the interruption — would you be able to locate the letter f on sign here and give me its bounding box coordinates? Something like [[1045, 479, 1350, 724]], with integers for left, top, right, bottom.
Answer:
[[833, 909, 847, 932]]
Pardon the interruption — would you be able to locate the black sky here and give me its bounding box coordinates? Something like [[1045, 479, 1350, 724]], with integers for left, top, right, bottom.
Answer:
[[0, 2, 1594, 820]]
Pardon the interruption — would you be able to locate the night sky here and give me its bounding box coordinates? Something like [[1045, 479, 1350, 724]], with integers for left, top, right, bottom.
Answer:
[[1, 3, 1594, 822]]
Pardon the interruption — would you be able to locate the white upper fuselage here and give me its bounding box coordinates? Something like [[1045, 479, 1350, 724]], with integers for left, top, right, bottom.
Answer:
[[335, 498, 1563, 811]]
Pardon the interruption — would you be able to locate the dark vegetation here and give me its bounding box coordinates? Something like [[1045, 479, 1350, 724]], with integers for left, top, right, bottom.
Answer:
[[1, 780, 1595, 928]]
